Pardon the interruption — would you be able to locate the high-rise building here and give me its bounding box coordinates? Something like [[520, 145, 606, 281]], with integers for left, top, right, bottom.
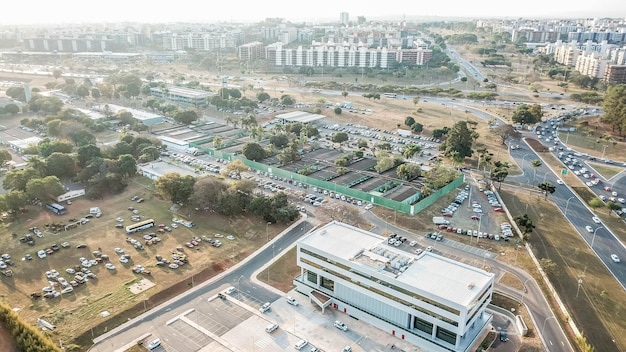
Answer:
[[340, 12, 349, 26]]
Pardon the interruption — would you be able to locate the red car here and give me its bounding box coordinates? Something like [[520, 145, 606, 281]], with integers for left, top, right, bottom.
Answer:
[[604, 186, 611, 191], [493, 208, 505, 213], [471, 215, 480, 220], [438, 224, 448, 229], [442, 212, 453, 217]]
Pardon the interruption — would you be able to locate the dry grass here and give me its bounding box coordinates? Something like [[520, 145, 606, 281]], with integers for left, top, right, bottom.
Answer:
[[586, 161, 624, 180], [257, 247, 298, 293], [500, 187, 626, 352], [498, 272, 524, 291]]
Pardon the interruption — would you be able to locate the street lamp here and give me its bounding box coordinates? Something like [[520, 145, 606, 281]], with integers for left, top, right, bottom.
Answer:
[[564, 196, 575, 217], [520, 277, 532, 307], [236, 275, 244, 298], [266, 222, 271, 242], [385, 215, 392, 233], [591, 227, 604, 248]]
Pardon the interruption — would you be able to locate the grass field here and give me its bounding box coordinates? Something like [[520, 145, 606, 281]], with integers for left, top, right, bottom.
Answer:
[[257, 247, 298, 293], [0, 176, 290, 348], [500, 188, 626, 352]]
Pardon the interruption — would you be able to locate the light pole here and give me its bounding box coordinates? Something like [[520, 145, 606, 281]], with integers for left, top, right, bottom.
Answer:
[[591, 227, 604, 248], [564, 196, 575, 217], [520, 277, 532, 306], [385, 215, 392, 233], [266, 222, 271, 242]]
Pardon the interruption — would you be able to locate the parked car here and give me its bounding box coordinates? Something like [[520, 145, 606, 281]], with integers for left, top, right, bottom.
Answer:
[[334, 320, 348, 331], [286, 296, 299, 306], [259, 302, 271, 313]]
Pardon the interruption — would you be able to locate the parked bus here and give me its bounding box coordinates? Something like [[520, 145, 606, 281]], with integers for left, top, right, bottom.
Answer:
[[382, 93, 397, 98], [126, 219, 155, 234], [46, 203, 67, 215]]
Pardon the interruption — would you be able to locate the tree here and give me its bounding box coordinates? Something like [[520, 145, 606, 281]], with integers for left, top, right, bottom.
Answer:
[[76, 85, 90, 98], [334, 107, 342, 115], [493, 125, 521, 145], [601, 84, 626, 135], [191, 176, 229, 211], [117, 154, 137, 177], [69, 129, 96, 146], [539, 258, 557, 275], [341, 91, 349, 98], [537, 182, 556, 199], [46, 152, 76, 178], [357, 139, 368, 148], [155, 172, 196, 204], [331, 132, 349, 144], [402, 144, 422, 159], [242, 142, 266, 161], [375, 157, 395, 173], [0, 150, 11, 167], [222, 159, 248, 178], [411, 122, 424, 133], [606, 201, 622, 216], [588, 198, 604, 210], [280, 95, 295, 106], [3, 103, 19, 115], [396, 163, 422, 180], [213, 136, 223, 149], [514, 214, 535, 235], [77, 144, 101, 168], [511, 104, 543, 125], [490, 161, 510, 190], [110, 141, 133, 158], [531, 159, 542, 185], [53, 69, 63, 81], [257, 92, 270, 102], [440, 121, 477, 163], [404, 116, 415, 127], [269, 134, 290, 149], [174, 110, 198, 125], [91, 88, 101, 99], [25, 176, 64, 200]]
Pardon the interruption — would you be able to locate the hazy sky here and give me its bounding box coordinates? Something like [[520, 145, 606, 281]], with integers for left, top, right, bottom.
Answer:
[[4, 0, 626, 24]]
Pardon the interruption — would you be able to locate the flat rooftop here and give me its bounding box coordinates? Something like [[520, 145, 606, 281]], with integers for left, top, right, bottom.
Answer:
[[99, 104, 162, 121], [300, 221, 494, 307], [275, 110, 325, 124]]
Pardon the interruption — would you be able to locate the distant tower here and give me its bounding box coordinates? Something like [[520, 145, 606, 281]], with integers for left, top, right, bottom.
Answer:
[[24, 83, 32, 103], [340, 12, 349, 26]]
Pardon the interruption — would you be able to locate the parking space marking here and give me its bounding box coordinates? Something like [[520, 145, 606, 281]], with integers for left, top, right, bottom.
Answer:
[[186, 310, 230, 336], [254, 336, 273, 349], [168, 319, 214, 347]]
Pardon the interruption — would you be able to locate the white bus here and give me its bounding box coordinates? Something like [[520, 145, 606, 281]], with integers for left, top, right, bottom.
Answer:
[[126, 219, 155, 234], [382, 93, 397, 98]]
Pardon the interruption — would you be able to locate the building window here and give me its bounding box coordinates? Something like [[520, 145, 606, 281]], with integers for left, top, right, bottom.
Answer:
[[320, 276, 334, 291], [306, 270, 317, 284], [436, 326, 457, 345], [413, 317, 433, 334]]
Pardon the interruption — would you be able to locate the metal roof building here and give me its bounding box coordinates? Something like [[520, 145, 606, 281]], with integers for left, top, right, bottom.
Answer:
[[275, 111, 326, 124]]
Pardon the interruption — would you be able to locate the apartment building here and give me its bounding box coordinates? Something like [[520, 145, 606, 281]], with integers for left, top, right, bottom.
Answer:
[[266, 42, 432, 69], [294, 221, 494, 352], [238, 41, 265, 61], [605, 65, 626, 84], [160, 32, 239, 51]]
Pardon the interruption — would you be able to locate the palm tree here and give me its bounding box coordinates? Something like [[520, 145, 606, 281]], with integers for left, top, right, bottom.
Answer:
[[213, 136, 223, 150], [531, 159, 542, 185], [272, 124, 285, 134], [250, 126, 264, 141]]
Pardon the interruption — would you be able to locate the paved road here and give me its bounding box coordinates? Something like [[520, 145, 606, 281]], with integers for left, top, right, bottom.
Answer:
[[361, 210, 573, 352], [90, 221, 315, 352], [508, 139, 626, 291]]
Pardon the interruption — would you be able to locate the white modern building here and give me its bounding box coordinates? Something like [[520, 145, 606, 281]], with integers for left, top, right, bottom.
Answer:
[[294, 221, 494, 352]]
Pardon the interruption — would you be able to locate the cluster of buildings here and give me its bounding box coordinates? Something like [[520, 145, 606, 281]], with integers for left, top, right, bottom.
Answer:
[[478, 17, 626, 83]]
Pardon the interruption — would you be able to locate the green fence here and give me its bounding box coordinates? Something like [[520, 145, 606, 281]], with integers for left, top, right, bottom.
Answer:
[[189, 143, 464, 215]]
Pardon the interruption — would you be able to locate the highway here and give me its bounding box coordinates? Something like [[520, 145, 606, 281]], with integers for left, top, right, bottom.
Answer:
[[90, 221, 315, 352], [508, 139, 626, 290]]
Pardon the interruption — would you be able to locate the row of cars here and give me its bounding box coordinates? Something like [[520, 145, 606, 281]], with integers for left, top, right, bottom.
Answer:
[[441, 185, 471, 217], [438, 222, 513, 241]]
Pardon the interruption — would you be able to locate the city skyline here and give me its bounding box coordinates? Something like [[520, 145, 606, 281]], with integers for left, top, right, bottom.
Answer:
[[3, 0, 626, 25]]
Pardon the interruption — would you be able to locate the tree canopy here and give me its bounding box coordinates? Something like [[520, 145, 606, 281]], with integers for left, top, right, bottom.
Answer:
[[601, 84, 626, 135], [511, 104, 543, 125]]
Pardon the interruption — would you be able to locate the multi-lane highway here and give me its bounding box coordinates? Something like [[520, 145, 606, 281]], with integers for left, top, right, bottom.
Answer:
[[509, 140, 626, 290]]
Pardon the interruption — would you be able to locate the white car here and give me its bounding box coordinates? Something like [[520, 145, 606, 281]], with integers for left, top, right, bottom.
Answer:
[[115, 217, 124, 222], [259, 302, 271, 313], [585, 225, 594, 233], [114, 248, 124, 254], [147, 338, 161, 350], [611, 254, 621, 263], [37, 250, 46, 259], [119, 257, 129, 264], [66, 268, 75, 275], [225, 286, 236, 294], [592, 216, 601, 224], [409, 240, 418, 247], [265, 323, 279, 333], [364, 203, 373, 210], [286, 296, 299, 306], [556, 179, 564, 185], [105, 263, 116, 270], [226, 235, 235, 241], [294, 340, 309, 350], [426, 246, 433, 252], [334, 320, 348, 331]]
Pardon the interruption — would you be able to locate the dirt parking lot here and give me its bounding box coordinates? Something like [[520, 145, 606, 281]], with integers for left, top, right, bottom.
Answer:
[[0, 177, 289, 344]]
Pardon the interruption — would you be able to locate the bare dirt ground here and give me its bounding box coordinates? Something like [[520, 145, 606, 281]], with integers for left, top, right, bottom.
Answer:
[[0, 322, 19, 352]]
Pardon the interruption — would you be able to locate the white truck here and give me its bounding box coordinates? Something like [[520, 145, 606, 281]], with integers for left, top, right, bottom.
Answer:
[[432, 217, 450, 225]]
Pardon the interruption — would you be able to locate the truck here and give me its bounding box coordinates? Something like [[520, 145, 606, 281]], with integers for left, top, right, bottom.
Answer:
[[432, 217, 450, 225]]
